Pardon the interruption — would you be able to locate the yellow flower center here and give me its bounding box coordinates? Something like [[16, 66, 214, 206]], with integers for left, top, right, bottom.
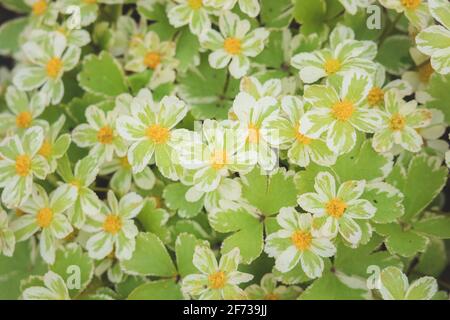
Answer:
[[144, 52, 161, 69], [38, 140, 52, 158], [188, 0, 203, 10], [208, 271, 226, 289], [264, 293, 279, 300], [325, 198, 347, 218], [16, 111, 32, 128], [32, 0, 47, 15], [367, 87, 384, 107], [103, 215, 122, 234], [323, 58, 341, 75], [291, 230, 312, 251], [46, 57, 63, 79], [70, 179, 81, 189], [295, 125, 312, 145], [210, 150, 228, 170], [15, 155, 31, 177], [119, 156, 131, 169], [331, 100, 354, 121], [418, 62, 434, 83], [97, 126, 114, 144], [247, 123, 260, 144], [224, 37, 241, 55], [83, 0, 97, 4], [401, 0, 421, 10], [146, 124, 170, 144], [389, 113, 406, 131], [36, 207, 53, 228]]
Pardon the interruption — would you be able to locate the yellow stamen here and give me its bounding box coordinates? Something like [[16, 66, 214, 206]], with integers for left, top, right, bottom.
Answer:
[[325, 198, 347, 218], [38, 140, 52, 158], [295, 125, 312, 145], [103, 215, 122, 234], [291, 230, 312, 251], [36, 207, 53, 228], [144, 52, 161, 69], [83, 0, 97, 4], [331, 100, 354, 121], [32, 0, 47, 15], [401, 0, 421, 10], [389, 113, 406, 131], [16, 111, 32, 128], [367, 87, 384, 107], [70, 179, 81, 189], [224, 37, 241, 55], [146, 124, 170, 144], [188, 0, 202, 10], [247, 123, 260, 144], [97, 126, 114, 144], [264, 293, 279, 300], [119, 156, 131, 169], [15, 155, 31, 176], [208, 271, 226, 289], [210, 150, 228, 170], [323, 58, 341, 75], [46, 57, 63, 79]]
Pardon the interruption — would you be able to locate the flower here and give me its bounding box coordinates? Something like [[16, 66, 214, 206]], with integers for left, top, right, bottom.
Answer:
[[125, 31, 178, 89], [0, 207, 15, 256], [297, 172, 376, 245], [338, 0, 375, 15], [245, 273, 302, 300], [100, 156, 156, 196], [415, 109, 448, 157], [182, 246, 253, 299], [29, 24, 91, 48], [178, 119, 256, 192], [72, 105, 128, 163], [25, 0, 59, 26], [372, 90, 432, 153], [237, 76, 282, 102], [116, 89, 189, 179], [416, 0, 450, 75], [200, 12, 269, 79], [267, 95, 337, 167], [0, 67, 11, 96], [59, 0, 100, 27], [291, 24, 377, 84], [57, 155, 101, 228], [230, 92, 280, 170], [265, 209, 336, 278], [300, 72, 382, 154], [377, 266, 437, 300], [22, 271, 71, 300], [83, 191, 143, 260], [37, 115, 71, 173], [111, 16, 148, 56], [379, 0, 430, 30], [204, 0, 260, 18], [0, 86, 47, 135], [167, 0, 215, 36], [11, 184, 76, 263], [0, 126, 49, 208], [13, 33, 81, 104]]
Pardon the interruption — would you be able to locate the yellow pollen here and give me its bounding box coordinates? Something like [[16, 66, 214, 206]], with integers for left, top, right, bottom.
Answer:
[[367, 87, 384, 106], [144, 52, 161, 69], [188, 0, 202, 10], [324, 58, 341, 75], [295, 125, 312, 145], [146, 124, 170, 144], [36, 207, 53, 228], [56, 27, 67, 35], [208, 271, 226, 289], [247, 123, 260, 144], [70, 179, 81, 189], [401, 0, 421, 10], [32, 0, 47, 15], [46, 57, 63, 79], [83, 0, 97, 3], [38, 140, 52, 158], [119, 156, 131, 169], [210, 150, 228, 170], [15, 155, 31, 177], [264, 293, 279, 300], [224, 37, 241, 55], [16, 111, 32, 128], [389, 113, 406, 131], [418, 62, 434, 83], [291, 230, 312, 251], [331, 100, 354, 121], [103, 215, 122, 234], [97, 126, 114, 144], [325, 198, 347, 218]]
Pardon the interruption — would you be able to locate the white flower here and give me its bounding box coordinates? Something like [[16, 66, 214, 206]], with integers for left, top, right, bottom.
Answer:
[[22, 271, 70, 300]]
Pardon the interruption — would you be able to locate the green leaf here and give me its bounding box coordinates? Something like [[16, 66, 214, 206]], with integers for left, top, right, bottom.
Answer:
[[426, 73, 450, 124], [362, 182, 404, 224], [0, 17, 28, 55], [115, 276, 147, 299], [416, 238, 447, 277], [412, 216, 450, 239], [0, 0, 30, 13], [376, 35, 414, 75], [121, 232, 177, 277], [260, 0, 293, 28], [294, 163, 334, 194], [163, 183, 203, 218], [254, 31, 285, 68], [128, 70, 152, 95], [175, 28, 200, 73], [293, 0, 327, 35], [241, 167, 297, 216], [0, 241, 46, 299], [342, 10, 385, 40], [127, 280, 183, 300], [49, 244, 94, 298], [175, 233, 207, 278], [137, 198, 171, 243], [78, 51, 128, 97]]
